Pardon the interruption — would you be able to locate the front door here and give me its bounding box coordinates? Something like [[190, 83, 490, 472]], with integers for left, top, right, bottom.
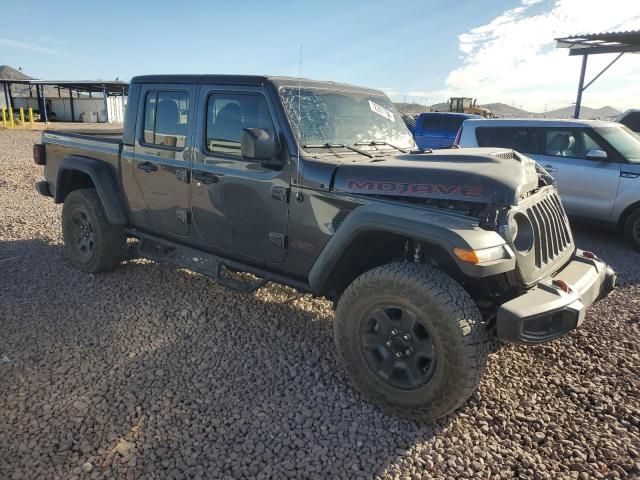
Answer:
[[132, 85, 195, 236], [190, 86, 290, 263], [535, 128, 620, 221]]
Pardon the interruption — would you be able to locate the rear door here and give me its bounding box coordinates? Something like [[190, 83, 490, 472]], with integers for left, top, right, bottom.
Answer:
[[132, 85, 195, 236], [536, 127, 620, 220], [190, 84, 290, 263]]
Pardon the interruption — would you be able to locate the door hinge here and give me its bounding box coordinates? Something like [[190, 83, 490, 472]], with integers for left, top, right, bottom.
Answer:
[[269, 232, 286, 249], [176, 208, 191, 224], [176, 168, 190, 183], [271, 186, 290, 203]]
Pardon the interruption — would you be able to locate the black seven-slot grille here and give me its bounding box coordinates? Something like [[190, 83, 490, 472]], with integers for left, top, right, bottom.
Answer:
[[510, 187, 574, 286], [525, 192, 571, 268]]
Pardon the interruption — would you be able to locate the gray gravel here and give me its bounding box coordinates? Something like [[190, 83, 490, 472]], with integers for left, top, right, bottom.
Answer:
[[1, 129, 639, 480]]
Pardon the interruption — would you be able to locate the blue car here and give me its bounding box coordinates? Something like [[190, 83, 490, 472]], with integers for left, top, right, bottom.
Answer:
[[414, 112, 482, 149]]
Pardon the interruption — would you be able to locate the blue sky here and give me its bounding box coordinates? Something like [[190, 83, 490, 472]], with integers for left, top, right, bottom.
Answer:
[[1, 0, 639, 111]]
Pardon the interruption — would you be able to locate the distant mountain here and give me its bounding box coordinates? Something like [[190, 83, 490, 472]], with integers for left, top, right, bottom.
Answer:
[[394, 101, 536, 117], [0, 65, 32, 80], [480, 103, 535, 118], [395, 100, 621, 120], [541, 105, 621, 119], [393, 102, 429, 115]]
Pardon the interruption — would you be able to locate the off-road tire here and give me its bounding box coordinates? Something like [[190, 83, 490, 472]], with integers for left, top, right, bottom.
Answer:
[[623, 207, 640, 251], [334, 262, 489, 422], [62, 188, 126, 273]]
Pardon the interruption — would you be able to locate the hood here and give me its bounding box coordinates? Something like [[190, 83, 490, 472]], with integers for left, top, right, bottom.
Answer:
[[331, 148, 539, 206]]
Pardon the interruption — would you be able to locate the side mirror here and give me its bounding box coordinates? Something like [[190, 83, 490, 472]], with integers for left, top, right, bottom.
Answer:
[[586, 149, 607, 160], [241, 128, 282, 165]]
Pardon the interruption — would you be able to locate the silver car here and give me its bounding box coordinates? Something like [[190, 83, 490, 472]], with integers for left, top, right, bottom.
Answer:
[[457, 119, 640, 249]]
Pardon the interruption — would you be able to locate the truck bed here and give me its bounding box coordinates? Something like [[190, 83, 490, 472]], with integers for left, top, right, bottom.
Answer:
[[41, 129, 124, 200], [44, 129, 124, 143]]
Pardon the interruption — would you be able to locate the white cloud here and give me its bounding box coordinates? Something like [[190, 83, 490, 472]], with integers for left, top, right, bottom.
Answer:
[[0, 37, 60, 55], [429, 0, 640, 111]]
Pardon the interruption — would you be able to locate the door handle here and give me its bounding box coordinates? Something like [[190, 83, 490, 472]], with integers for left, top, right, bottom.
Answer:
[[193, 171, 220, 185], [543, 164, 558, 173], [137, 161, 158, 173]]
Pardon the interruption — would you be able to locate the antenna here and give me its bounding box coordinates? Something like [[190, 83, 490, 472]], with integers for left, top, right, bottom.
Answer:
[[295, 45, 303, 202]]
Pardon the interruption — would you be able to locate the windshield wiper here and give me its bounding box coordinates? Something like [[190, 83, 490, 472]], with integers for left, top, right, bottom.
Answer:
[[354, 141, 408, 153], [303, 143, 373, 158]]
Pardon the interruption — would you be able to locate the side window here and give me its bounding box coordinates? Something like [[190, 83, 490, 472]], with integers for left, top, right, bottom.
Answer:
[[142, 90, 189, 148], [475, 127, 538, 154], [421, 115, 443, 132], [543, 129, 604, 159], [205, 93, 275, 157]]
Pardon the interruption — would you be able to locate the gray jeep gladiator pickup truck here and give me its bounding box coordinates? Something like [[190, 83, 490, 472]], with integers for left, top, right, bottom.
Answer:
[[33, 75, 616, 421]]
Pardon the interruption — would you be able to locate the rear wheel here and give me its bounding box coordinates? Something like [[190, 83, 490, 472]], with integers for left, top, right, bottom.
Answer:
[[62, 189, 126, 272], [334, 262, 489, 422], [623, 207, 640, 251]]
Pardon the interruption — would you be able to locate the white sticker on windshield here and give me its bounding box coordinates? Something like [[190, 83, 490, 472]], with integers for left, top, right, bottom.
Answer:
[[368, 100, 395, 122]]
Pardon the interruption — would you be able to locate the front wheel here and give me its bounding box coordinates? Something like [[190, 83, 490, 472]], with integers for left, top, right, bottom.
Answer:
[[334, 263, 489, 422], [623, 207, 640, 251]]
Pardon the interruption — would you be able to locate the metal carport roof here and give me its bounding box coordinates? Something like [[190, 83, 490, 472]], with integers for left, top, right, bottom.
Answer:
[[555, 30, 640, 118]]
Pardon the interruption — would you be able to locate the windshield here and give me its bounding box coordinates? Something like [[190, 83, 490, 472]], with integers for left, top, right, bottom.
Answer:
[[595, 125, 640, 163], [280, 87, 415, 150]]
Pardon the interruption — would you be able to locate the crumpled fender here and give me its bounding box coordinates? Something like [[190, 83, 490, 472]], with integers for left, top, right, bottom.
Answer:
[[308, 201, 515, 293]]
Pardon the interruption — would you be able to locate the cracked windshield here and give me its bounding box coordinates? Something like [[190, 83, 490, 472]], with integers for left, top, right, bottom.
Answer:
[[280, 87, 415, 151]]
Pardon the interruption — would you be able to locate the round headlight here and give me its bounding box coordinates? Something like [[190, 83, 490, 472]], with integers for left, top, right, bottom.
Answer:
[[510, 212, 534, 253]]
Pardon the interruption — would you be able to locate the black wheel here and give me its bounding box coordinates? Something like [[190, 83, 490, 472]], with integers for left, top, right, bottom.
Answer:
[[62, 189, 126, 272], [624, 207, 640, 251], [334, 263, 489, 422]]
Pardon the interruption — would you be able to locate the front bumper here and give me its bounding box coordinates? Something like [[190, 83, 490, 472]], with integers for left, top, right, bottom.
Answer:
[[497, 250, 616, 345]]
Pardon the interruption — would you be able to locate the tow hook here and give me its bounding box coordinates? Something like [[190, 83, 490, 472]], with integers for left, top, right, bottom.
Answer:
[[552, 279, 572, 293]]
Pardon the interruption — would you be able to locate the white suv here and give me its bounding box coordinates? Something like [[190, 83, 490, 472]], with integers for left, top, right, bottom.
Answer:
[[457, 119, 640, 249]]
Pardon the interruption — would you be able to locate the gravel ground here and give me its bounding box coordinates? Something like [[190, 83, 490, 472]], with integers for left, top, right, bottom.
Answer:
[[1, 129, 639, 480]]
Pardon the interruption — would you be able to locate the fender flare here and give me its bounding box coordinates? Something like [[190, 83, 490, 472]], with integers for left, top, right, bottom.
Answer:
[[308, 202, 515, 293], [55, 155, 127, 225]]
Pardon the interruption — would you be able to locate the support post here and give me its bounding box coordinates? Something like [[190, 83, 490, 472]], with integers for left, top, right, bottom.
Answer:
[[2, 108, 6, 128], [69, 88, 75, 122], [574, 55, 588, 119], [36, 85, 44, 121], [3, 82, 11, 109], [19, 107, 25, 127], [8, 106, 14, 128], [42, 86, 48, 124], [103, 84, 109, 123], [7, 82, 14, 113], [29, 108, 34, 127]]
